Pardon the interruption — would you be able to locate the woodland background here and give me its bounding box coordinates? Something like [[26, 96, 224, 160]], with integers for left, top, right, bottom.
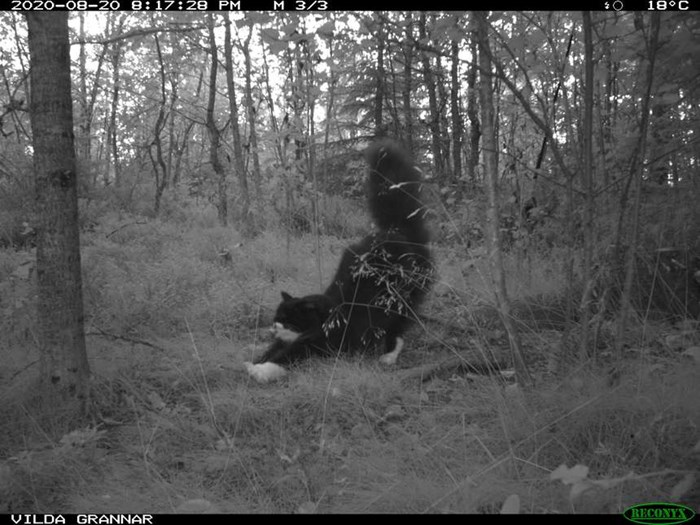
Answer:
[[0, 11, 699, 514]]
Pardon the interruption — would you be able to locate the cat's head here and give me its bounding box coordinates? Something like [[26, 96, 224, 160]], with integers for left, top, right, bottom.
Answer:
[[270, 291, 333, 341]]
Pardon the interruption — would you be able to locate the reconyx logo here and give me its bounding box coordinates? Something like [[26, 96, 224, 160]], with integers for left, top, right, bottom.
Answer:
[[623, 503, 696, 525]]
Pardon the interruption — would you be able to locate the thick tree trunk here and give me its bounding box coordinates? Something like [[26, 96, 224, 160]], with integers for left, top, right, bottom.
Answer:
[[26, 12, 89, 404]]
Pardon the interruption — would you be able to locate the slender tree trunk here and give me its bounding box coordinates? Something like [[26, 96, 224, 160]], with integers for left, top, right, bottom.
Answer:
[[579, 12, 595, 358], [167, 74, 177, 186], [614, 13, 661, 356], [466, 32, 480, 183], [76, 13, 108, 166], [260, 32, 285, 166], [149, 33, 169, 216], [172, 72, 202, 187], [373, 15, 385, 135], [402, 13, 414, 152], [322, 33, 336, 195], [450, 37, 462, 183], [224, 13, 250, 233], [474, 11, 531, 386], [206, 14, 227, 226], [108, 16, 124, 187], [26, 12, 89, 406], [77, 13, 89, 160], [241, 31, 261, 204], [419, 13, 443, 181]]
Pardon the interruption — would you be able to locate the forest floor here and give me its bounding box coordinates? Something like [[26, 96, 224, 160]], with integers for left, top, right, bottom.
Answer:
[[1, 207, 699, 514]]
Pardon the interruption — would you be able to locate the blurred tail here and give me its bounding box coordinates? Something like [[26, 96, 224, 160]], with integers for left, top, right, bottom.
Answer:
[[365, 139, 429, 245]]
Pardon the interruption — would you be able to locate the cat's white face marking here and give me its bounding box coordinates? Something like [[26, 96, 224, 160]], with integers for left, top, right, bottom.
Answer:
[[244, 362, 287, 383], [270, 322, 301, 342], [379, 337, 404, 366]]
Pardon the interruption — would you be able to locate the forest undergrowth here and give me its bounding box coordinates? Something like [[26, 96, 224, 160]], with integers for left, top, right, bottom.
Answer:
[[0, 194, 698, 514]]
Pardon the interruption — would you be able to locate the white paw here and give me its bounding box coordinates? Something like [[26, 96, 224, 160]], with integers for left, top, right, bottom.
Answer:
[[379, 352, 398, 365], [379, 337, 404, 366], [244, 361, 287, 383]]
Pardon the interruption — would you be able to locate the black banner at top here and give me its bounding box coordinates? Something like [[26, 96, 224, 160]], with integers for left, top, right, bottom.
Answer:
[[5, 0, 699, 10]]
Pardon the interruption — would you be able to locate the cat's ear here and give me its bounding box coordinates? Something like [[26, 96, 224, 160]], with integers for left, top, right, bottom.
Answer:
[[281, 291, 293, 302]]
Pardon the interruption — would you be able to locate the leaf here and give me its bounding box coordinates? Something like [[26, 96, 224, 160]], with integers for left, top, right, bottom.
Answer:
[[500, 494, 520, 514], [551, 464, 590, 485], [296, 501, 317, 514], [670, 473, 695, 502]]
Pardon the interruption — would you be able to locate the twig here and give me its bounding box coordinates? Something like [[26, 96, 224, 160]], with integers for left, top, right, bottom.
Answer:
[[9, 359, 39, 381], [105, 221, 147, 238], [86, 327, 167, 352]]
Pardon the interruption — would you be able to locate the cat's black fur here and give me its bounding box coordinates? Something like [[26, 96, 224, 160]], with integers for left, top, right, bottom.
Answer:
[[249, 139, 433, 372]]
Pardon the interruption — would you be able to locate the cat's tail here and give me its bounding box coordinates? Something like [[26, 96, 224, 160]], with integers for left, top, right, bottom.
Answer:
[[365, 139, 430, 245]]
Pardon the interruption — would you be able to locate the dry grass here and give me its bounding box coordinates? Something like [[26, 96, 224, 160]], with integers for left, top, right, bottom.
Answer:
[[1, 200, 698, 514]]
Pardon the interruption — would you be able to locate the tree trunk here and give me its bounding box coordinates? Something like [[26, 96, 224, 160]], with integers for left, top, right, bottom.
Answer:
[[373, 15, 385, 135], [206, 14, 227, 226], [241, 31, 261, 204], [450, 37, 462, 183], [224, 13, 250, 234], [419, 13, 443, 181], [149, 33, 169, 216], [474, 11, 531, 386], [26, 12, 89, 406], [579, 11, 595, 358], [402, 13, 414, 152], [172, 72, 202, 188], [466, 32, 480, 183], [108, 14, 125, 187]]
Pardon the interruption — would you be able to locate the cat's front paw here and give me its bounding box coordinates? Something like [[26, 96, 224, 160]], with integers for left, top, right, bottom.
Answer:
[[244, 361, 287, 383]]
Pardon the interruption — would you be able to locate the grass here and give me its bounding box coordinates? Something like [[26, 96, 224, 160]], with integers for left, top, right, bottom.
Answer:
[[0, 198, 698, 514]]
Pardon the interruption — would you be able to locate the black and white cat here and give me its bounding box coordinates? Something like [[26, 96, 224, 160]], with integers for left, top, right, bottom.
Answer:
[[245, 139, 433, 383]]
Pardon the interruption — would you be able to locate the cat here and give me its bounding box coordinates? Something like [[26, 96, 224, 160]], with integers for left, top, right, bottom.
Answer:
[[245, 139, 433, 383]]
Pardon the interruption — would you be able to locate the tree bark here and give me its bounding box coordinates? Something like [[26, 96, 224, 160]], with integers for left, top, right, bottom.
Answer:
[[466, 32, 480, 183], [107, 13, 125, 187], [241, 30, 261, 204], [419, 13, 443, 180], [149, 33, 169, 216], [206, 13, 227, 226], [26, 12, 89, 405], [450, 37, 463, 182], [402, 13, 415, 152], [224, 13, 250, 233], [373, 15, 385, 135]]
